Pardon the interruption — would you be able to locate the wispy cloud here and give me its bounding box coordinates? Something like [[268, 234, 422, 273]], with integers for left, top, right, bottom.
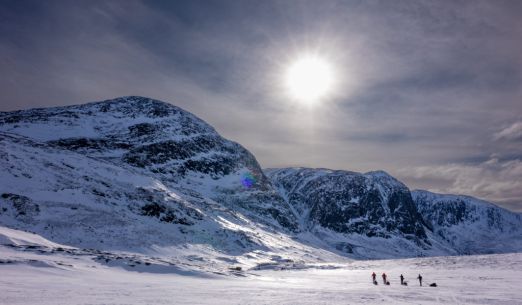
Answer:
[[398, 156, 522, 212], [494, 121, 522, 141]]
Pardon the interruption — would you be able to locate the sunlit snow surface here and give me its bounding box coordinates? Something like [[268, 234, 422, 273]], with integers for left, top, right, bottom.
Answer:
[[1, 227, 520, 305]]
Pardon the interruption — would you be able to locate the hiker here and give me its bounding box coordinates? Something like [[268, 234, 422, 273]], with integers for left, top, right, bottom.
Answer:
[[417, 274, 423, 286], [382, 273, 387, 284], [400, 274, 404, 285], [371, 272, 378, 285]]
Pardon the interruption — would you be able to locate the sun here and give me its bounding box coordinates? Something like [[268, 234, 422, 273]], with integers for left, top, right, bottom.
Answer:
[[285, 54, 334, 104]]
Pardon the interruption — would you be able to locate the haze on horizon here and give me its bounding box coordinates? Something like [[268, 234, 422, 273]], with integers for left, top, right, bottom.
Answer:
[[1, 0, 521, 212]]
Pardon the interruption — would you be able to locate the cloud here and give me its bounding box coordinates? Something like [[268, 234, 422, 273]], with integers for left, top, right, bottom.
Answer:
[[1, 0, 522, 211], [494, 121, 522, 141], [398, 157, 522, 212]]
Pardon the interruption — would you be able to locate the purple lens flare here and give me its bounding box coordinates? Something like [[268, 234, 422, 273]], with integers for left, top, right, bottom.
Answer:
[[241, 172, 256, 188]]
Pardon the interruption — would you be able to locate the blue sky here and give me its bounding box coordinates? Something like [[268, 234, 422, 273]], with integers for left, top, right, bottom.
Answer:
[[1, 0, 522, 211]]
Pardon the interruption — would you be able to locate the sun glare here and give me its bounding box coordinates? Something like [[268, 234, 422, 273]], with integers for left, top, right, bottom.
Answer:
[[285, 54, 334, 105]]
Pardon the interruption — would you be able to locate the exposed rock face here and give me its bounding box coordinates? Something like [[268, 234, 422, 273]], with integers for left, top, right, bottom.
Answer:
[[266, 168, 428, 244], [0, 193, 40, 222]]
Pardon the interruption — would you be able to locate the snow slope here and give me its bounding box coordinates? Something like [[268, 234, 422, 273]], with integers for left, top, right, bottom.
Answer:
[[0, 97, 347, 271], [0, 132, 347, 272], [1, 228, 520, 305]]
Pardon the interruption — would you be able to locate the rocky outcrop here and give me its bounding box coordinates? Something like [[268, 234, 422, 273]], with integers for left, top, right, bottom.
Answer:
[[266, 168, 428, 245]]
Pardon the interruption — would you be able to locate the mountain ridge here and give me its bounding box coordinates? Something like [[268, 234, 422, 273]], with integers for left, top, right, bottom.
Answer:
[[1, 96, 520, 268]]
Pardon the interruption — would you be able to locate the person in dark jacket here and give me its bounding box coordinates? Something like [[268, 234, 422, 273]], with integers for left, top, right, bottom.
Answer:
[[417, 274, 423, 286], [371, 272, 377, 285], [400, 274, 404, 285], [382, 273, 387, 284]]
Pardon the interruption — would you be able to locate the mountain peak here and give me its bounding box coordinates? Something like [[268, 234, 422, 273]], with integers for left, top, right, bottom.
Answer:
[[0, 96, 216, 142], [0, 97, 299, 233], [86, 96, 183, 116]]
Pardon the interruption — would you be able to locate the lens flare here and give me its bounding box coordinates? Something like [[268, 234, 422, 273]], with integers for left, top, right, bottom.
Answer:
[[241, 172, 256, 188]]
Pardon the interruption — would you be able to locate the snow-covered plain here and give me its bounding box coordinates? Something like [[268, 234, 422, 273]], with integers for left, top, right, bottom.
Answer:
[[1, 227, 520, 305]]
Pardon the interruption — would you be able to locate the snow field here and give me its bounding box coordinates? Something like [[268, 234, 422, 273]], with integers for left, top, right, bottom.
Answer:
[[1, 241, 520, 305]]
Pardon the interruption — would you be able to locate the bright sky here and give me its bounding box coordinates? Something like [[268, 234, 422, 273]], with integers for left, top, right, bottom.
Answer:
[[1, 0, 521, 211]]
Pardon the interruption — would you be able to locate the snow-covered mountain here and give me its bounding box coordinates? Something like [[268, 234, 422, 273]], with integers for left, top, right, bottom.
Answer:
[[412, 190, 522, 255], [0, 96, 330, 271], [0, 96, 296, 229], [265, 168, 427, 240], [1, 96, 520, 267], [266, 168, 455, 258], [266, 167, 522, 257]]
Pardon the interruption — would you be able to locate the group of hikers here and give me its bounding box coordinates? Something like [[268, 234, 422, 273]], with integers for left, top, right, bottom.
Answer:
[[371, 272, 436, 287]]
